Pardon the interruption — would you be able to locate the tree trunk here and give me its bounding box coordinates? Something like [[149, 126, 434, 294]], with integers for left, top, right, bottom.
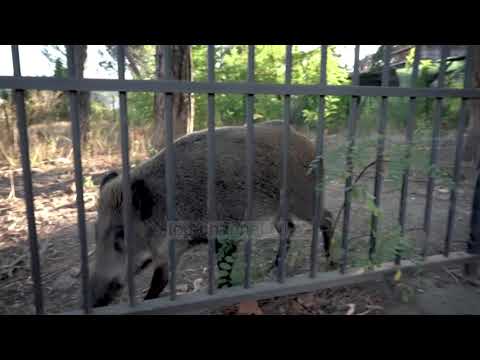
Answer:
[[75, 45, 90, 144], [463, 46, 480, 166], [152, 45, 193, 150], [2, 103, 12, 148]]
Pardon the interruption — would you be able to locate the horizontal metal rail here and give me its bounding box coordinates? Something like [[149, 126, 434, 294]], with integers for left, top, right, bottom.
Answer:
[[62, 251, 480, 315], [1, 76, 480, 98]]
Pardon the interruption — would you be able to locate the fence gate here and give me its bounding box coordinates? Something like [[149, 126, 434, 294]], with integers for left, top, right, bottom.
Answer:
[[1, 45, 480, 315]]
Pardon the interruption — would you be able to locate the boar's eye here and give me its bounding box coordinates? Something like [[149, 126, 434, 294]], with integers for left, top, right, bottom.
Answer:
[[115, 228, 124, 239], [114, 239, 124, 253], [113, 228, 124, 253]]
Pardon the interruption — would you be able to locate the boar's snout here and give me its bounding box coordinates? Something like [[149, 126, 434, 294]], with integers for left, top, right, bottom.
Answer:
[[90, 275, 124, 308]]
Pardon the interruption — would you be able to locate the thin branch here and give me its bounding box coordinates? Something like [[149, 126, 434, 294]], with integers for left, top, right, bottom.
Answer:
[[330, 160, 379, 237]]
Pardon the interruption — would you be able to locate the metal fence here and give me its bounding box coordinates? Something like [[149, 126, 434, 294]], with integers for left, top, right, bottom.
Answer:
[[1, 45, 480, 315]]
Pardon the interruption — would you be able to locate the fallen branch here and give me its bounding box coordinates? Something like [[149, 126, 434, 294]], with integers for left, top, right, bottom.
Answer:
[[357, 305, 384, 315], [293, 298, 315, 314], [0, 238, 50, 279], [346, 303, 356, 315], [442, 266, 460, 283], [330, 160, 379, 238], [237, 300, 263, 315], [7, 170, 16, 200]]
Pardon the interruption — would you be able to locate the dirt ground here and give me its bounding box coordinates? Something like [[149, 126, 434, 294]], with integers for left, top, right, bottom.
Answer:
[[1, 130, 479, 315]]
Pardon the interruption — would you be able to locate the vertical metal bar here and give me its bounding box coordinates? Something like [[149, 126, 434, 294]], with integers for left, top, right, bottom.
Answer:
[[369, 45, 392, 262], [117, 45, 136, 306], [163, 45, 177, 300], [11, 45, 44, 315], [278, 45, 292, 283], [423, 45, 449, 257], [445, 45, 473, 257], [207, 45, 216, 295], [397, 45, 422, 265], [340, 45, 361, 274], [244, 45, 255, 288], [310, 45, 328, 278], [66, 45, 90, 313]]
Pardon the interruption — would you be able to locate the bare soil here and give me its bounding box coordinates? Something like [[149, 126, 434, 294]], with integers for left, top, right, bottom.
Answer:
[[1, 130, 479, 315]]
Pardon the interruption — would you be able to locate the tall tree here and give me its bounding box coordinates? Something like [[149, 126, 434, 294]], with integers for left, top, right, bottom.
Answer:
[[75, 45, 90, 143], [104, 45, 155, 79], [152, 45, 193, 150], [0, 90, 14, 148], [42, 45, 90, 143], [464, 46, 480, 167]]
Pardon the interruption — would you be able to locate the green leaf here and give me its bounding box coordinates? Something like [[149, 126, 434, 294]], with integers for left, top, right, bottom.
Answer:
[[352, 185, 366, 201], [217, 270, 229, 277], [219, 262, 232, 270], [366, 198, 381, 217], [217, 278, 228, 286]]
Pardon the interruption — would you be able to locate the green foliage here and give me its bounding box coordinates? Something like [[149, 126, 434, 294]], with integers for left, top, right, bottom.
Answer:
[[327, 223, 422, 272], [354, 227, 422, 269], [357, 47, 466, 134], [54, 58, 67, 78], [89, 93, 115, 123], [309, 108, 454, 272], [0, 89, 9, 102], [29, 50, 70, 122], [215, 226, 244, 288], [127, 92, 154, 126], [192, 45, 350, 131], [215, 224, 265, 287]]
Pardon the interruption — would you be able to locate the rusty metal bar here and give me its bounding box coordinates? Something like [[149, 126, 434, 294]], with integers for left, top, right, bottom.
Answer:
[[117, 45, 136, 306], [369, 45, 392, 261], [310, 45, 328, 277], [341, 45, 361, 274], [11, 45, 44, 315], [423, 46, 449, 257], [2, 76, 480, 98], [277, 45, 292, 283], [244, 45, 256, 288], [66, 45, 91, 313], [445, 46, 474, 256], [163, 45, 177, 300], [207, 45, 217, 295], [397, 45, 421, 265]]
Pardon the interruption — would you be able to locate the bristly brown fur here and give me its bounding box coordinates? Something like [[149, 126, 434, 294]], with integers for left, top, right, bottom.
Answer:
[[99, 179, 123, 213], [90, 122, 335, 306]]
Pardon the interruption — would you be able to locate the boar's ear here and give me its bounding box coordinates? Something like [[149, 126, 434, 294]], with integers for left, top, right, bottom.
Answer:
[[100, 171, 119, 189], [131, 179, 154, 221]]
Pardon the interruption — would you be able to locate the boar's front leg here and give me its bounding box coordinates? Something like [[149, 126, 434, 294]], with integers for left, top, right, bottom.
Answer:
[[144, 264, 169, 300], [144, 240, 192, 300], [273, 215, 296, 269]]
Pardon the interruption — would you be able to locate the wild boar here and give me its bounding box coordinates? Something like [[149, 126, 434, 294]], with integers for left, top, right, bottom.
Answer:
[[90, 123, 332, 307]]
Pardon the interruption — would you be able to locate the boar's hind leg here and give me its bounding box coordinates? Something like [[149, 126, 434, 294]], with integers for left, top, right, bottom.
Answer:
[[273, 215, 296, 269], [144, 265, 169, 300], [320, 209, 334, 267]]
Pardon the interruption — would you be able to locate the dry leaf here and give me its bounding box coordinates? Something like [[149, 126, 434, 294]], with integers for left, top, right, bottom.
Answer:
[[193, 278, 203, 292], [394, 269, 402, 282], [176, 284, 189, 293], [237, 300, 263, 315], [297, 294, 315, 307], [346, 303, 355, 315], [289, 300, 305, 314]]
